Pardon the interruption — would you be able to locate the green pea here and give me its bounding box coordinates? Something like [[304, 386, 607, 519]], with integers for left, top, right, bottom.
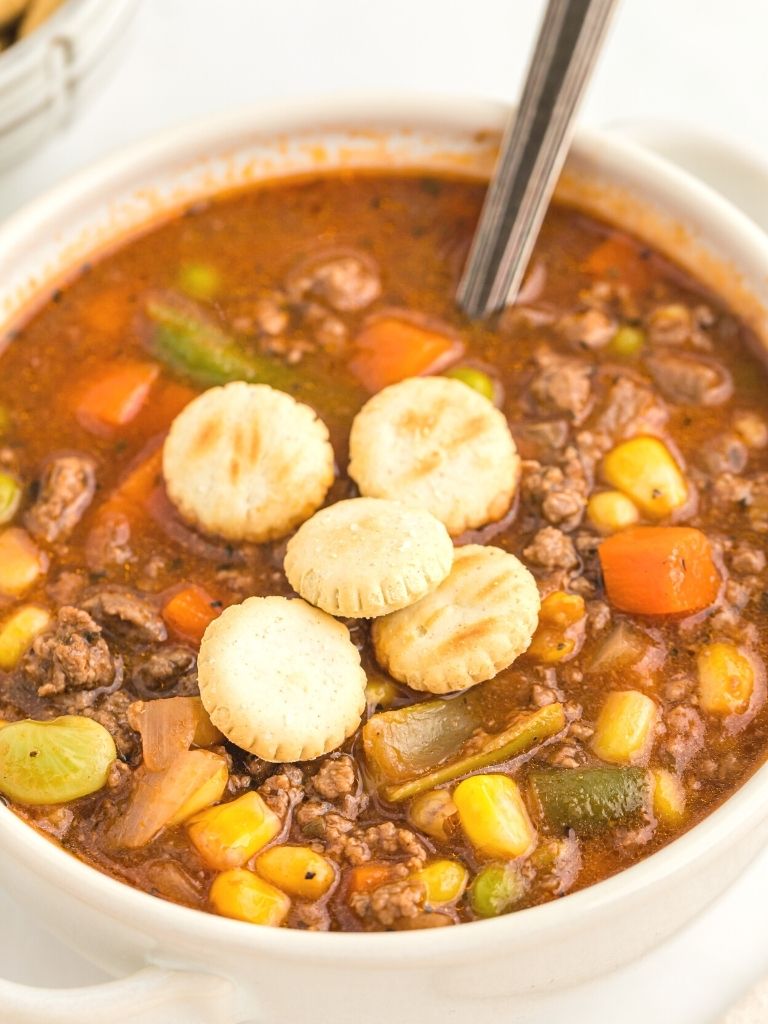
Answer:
[[0, 472, 21, 526], [609, 325, 645, 357], [178, 262, 221, 302], [470, 862, 527, 918], [0, 716, 116, 806], [443, 366, 495, 401]]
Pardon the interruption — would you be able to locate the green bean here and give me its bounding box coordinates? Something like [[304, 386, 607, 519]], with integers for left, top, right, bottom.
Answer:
[[528, 766, 650, 836]]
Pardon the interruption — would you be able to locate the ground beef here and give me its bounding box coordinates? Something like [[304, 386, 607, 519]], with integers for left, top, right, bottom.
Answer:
[[46, 570, 88, 606], [699, 434, 749, 476], [349, 877, 426, 929], [24, 606, 115, 696], [311, 755, 356, 800], [733, 410, 768, 449], [597, 376, 668, 440], [287, 252, 381, 312], [132, 645, 198, 696], [645, 303, 713, 348], [546, 741, 584, 769], [24, 453, 97, 544], [81, 586, 167, 644], [85, 510, 133, 571], [530, 348, 594, 423], [586, 600, 611, 633], [81, 690, 140, 762], [523, 526, 579, 570], [258, 765, 304, 819], [663, 705, 705, 771], [557, 307, 617, 349], [730, 542, 767, 575], [522, 446, 589, 532], [290, 900, 330, 931], [646, 352, 733, 406]]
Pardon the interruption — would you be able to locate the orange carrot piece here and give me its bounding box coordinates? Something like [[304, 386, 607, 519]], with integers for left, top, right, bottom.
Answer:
[[349, 317, 463, 393], [347, 863, 397, 894], [581, 234, 652, 291], [163, 584, 220, 644], [77, 361, 160, 430], [599, 526, 720, 616]]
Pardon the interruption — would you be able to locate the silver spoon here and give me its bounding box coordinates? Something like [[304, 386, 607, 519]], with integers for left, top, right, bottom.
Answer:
[[457, 0, 619, 318]]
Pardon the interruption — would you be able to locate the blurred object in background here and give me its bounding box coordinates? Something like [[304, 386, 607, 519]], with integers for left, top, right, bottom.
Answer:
[[0, 0, 138, 169]]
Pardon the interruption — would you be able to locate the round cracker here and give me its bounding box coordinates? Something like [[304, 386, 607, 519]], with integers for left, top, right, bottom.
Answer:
[[372, 544, 540, 694], [348, 376, 520, 535], [198, 596, 366, 762], [284, 497, 453, 618], [163, 381, 334, 543]]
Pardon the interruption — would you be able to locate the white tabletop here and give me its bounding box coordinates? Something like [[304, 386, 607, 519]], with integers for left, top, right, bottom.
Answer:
[[1, 1, 768, 1021]]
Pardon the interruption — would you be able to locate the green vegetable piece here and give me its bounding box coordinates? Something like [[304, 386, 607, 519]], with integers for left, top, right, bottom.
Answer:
[[0, 715, 116, 806], [609, 325, 645, 356], [146, 293, 296, 391], [0, 471, 21, 525], [443, 365, 494, 401], [363, 698, 566, 803], [470, 862, 527, 918], [528, 766, 650, 836], [178, 262, 221, 302]]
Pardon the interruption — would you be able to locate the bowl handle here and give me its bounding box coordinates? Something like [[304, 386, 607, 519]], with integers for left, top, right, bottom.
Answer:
[[605, 118, 768, 233], [0, 965, 239, 1024]]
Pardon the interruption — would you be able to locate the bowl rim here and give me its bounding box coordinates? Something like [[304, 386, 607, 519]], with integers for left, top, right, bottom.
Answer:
[[1, 92, 768, 964]]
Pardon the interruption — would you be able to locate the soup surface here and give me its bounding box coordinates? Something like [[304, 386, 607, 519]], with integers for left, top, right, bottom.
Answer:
[[0, 171, 767, 932]]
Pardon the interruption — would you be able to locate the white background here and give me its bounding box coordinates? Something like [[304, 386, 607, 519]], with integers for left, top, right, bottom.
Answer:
[[1, 1, 768, 1021]]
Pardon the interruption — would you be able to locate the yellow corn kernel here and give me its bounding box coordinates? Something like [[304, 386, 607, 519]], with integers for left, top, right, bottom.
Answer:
[[167, 759, 228, 826], [652, 768, 686, 826], [526, 591, 585, 663], [0, 529, 47, 597], [591, 690, 658, 766], [413, 859, 468, 907], [256, 845, 335, 900], [602, 437, 687, 519], [587, 490, 640, 534], [210, 868, 290, 926], [453, 775, 536, 859], [0, 605, 50, 671], [408, 788, 458, 841], [365, 679, 400, 709], [188, 791, 281, 870], [697, 642, 758, 716]]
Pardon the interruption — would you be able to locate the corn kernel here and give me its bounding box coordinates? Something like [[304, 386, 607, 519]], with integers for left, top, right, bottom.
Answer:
[[0, 529, 47, 597], [167, 758, 228, 826], [453, 775, 536, 859], [651, 768, 686, 825], [697, 642, 758, 716], [365, 678, 400, 709], [407, 788, 458, 841], [188, 791, 281, 870], [587, 490, 640, 534], [256, 845, 335, 900], [609, 325, 646, 357], [591, 690, 658, 766], [0, 605, 50, 671], [602, 437, 687, 519], [526, 591, 585, 663], [210, 868, 290, 926], [413, 859, 468, 907]]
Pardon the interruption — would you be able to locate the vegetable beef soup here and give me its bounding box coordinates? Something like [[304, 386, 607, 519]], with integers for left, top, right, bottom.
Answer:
[[0, 171, 767, 932]]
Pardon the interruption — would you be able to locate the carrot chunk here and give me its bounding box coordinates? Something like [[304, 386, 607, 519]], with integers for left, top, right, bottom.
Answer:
[[581, 234, 652, 291], [346, 863, 397, 894], [599, 526, 720, 616], [349, 317, 463, 393], [76, 361, 160, 430], [162, 584, 220, 644]]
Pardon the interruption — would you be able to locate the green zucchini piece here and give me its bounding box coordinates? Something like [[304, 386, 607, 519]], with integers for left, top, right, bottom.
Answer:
[[528, 766, 650, 836]]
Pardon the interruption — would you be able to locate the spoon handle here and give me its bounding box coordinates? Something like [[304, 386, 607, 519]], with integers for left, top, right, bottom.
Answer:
[[457, 0, 619, 318]]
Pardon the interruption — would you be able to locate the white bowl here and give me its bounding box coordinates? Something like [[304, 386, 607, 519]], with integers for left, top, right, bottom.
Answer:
[[0, 96, 767, 1024], [0, 0, 140, 170]]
